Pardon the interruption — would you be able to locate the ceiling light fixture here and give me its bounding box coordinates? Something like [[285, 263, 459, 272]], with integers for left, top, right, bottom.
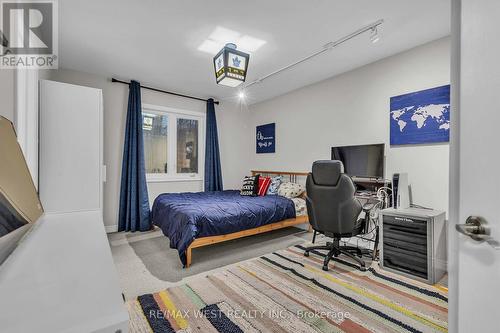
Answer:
[[370, 27, 380, 44], [242, 19, 384, 90], [213, 43, 250, 87], [238, 90, 246, 100]]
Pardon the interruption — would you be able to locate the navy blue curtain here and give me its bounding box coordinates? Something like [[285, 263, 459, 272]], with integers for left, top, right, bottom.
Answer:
[[204, 98, 223, 191], [118, 80, 151, 232]]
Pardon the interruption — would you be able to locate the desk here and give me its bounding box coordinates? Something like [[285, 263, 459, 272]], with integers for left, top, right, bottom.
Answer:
[[353, 177, 391, 193], [0, 211, 128, 333], [353, 186, 391, 259]]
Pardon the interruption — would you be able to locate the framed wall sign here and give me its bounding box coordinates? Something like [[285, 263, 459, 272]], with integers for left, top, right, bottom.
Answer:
[[390, 85, 450, 145], [256, 123, 275, 153]]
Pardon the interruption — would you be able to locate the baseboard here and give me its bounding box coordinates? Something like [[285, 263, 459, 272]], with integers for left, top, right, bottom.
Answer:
[[105, 224, 119, 233]]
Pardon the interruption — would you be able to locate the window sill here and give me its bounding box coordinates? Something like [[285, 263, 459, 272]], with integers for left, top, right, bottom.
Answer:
[[146, 176, 203, 183]]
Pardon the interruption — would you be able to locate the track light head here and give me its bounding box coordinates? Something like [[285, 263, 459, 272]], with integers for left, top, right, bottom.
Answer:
[[370, 27, 380, 44]]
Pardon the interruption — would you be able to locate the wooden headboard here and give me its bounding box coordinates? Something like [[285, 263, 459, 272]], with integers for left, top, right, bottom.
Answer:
[[251, 170, 309, 183]]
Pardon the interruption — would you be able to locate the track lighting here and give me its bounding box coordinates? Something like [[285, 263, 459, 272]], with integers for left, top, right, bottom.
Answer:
[[242, 19, 384, 90], [370, 27, 380, 44]]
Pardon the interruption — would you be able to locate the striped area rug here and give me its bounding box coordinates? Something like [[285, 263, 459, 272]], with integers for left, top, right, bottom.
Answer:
[[127, 245, 448, 333]]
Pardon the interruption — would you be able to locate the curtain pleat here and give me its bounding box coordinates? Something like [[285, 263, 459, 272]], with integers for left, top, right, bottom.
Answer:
[[204, 98, 223, 191], [118, 80, 151, 232]]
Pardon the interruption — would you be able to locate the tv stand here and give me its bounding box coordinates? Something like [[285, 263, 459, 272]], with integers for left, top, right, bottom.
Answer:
[[352, 177, 391, 194]]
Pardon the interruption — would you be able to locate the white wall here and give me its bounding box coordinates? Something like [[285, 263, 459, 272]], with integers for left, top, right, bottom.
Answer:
[[248, 37, 451, 214], [42, 69, 246, 228], [0, 70, 15, 122], [39, 37, 451, 227]]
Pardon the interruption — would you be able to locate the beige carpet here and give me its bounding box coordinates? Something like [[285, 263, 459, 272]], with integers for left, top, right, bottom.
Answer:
[[108, 227, 311, 299]]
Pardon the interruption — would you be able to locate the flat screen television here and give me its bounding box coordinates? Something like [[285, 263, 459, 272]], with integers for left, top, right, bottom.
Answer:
[[0, 116, 43, 267], [331, 143, 385, 179]]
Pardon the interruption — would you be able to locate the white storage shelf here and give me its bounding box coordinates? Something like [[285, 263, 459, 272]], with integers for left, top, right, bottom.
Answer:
[[0, 212, 129, 333]]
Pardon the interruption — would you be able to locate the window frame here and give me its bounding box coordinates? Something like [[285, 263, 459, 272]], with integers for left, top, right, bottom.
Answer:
[[142, 103, 205, 183]]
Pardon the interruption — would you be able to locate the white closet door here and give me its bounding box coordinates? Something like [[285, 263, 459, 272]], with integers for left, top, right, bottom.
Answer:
[[39, 80, 103, 214]]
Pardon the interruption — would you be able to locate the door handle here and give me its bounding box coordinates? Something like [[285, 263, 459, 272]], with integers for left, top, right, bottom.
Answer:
[[456, 216, 500, 249]]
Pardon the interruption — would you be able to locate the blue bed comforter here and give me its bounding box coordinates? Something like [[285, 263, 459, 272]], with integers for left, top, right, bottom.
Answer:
[[152, 190, 296, 266]]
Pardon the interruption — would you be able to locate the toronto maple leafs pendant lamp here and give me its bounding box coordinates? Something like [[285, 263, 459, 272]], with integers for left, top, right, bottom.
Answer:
[[213, 43, 249, 87]]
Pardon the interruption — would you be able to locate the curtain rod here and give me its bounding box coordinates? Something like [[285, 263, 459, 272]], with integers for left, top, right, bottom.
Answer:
[[111, 78, 220, 105]]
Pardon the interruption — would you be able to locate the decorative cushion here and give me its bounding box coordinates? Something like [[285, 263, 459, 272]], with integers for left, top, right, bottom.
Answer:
[[257, 177, 271, 196], [266, 176, 283, 195], [278, 182, 305, 198], [291, 197, 307, 216], [240, 175, 260, 196]]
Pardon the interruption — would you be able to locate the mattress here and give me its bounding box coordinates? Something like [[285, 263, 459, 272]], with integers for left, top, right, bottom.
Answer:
[[152, 190, 296, 266]]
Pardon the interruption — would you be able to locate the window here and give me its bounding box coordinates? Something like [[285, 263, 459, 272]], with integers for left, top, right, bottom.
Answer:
[[143, 113, 169, 174], [177, 118, 199, 174], [142, 104, 204, 181]]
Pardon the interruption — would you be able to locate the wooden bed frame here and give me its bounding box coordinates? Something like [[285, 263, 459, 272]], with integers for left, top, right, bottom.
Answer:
[[185, 170, 310, 268]]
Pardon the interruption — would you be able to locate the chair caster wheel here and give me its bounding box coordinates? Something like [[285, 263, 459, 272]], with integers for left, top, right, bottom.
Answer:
[[322, 265, 329, 271], [304, 251, 309, 257]]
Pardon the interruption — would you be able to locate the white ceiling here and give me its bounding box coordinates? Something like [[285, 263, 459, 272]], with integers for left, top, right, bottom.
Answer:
[[59, 0, 450, 105]]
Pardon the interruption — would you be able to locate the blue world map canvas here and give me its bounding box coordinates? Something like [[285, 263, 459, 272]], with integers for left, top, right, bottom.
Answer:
[[390, 85, 450, 145]]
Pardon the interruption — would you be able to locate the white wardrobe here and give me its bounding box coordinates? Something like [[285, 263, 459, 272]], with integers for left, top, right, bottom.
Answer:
[[7, 80, 130, 333], [39, 80, 104, 216]]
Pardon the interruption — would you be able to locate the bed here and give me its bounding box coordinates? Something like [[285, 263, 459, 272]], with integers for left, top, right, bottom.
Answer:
[[152, 171, 310, 267]]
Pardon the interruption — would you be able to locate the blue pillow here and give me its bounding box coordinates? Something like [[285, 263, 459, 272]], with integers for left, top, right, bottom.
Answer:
[[266, 176, 282, 195]]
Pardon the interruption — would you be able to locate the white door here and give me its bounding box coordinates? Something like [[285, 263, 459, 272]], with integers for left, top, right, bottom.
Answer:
[[450, 1, 500, 332], [39, 80, 103, 215]]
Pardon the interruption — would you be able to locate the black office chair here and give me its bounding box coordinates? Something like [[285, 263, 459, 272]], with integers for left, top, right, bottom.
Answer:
[[304, 160, 370, 271]]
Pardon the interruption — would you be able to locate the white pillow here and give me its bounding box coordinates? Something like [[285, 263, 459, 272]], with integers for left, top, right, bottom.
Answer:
[[278, 182, 305, 198], [291, 197, 307, 216]]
